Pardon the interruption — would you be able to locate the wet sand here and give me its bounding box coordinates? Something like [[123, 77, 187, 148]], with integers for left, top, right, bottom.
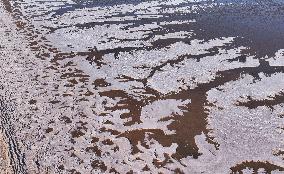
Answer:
[[0, 0, 284, 173]]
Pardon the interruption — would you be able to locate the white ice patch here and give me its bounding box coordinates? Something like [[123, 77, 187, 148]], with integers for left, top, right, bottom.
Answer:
[[268, 49, 284, 66], [207, 73, 284, 107]]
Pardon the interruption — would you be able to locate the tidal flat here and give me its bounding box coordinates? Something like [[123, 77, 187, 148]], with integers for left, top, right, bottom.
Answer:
[[0, 0, 284, 173]]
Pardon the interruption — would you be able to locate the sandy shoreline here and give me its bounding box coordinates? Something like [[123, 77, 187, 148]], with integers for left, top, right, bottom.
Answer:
[[0, 1, 46, 172]]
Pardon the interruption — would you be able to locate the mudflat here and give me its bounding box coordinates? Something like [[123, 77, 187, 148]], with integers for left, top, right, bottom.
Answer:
[[0, 0, 283, 173]]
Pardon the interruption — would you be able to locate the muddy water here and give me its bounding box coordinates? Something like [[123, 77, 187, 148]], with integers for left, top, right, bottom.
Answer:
[[0, 0, 284, 173]]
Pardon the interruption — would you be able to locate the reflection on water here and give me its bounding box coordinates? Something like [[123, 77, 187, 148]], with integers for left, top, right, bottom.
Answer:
[[0, 0, 284, 173]]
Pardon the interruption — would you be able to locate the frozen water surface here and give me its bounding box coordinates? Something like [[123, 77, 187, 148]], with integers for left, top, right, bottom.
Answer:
[[0, 0, 284, 173]]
